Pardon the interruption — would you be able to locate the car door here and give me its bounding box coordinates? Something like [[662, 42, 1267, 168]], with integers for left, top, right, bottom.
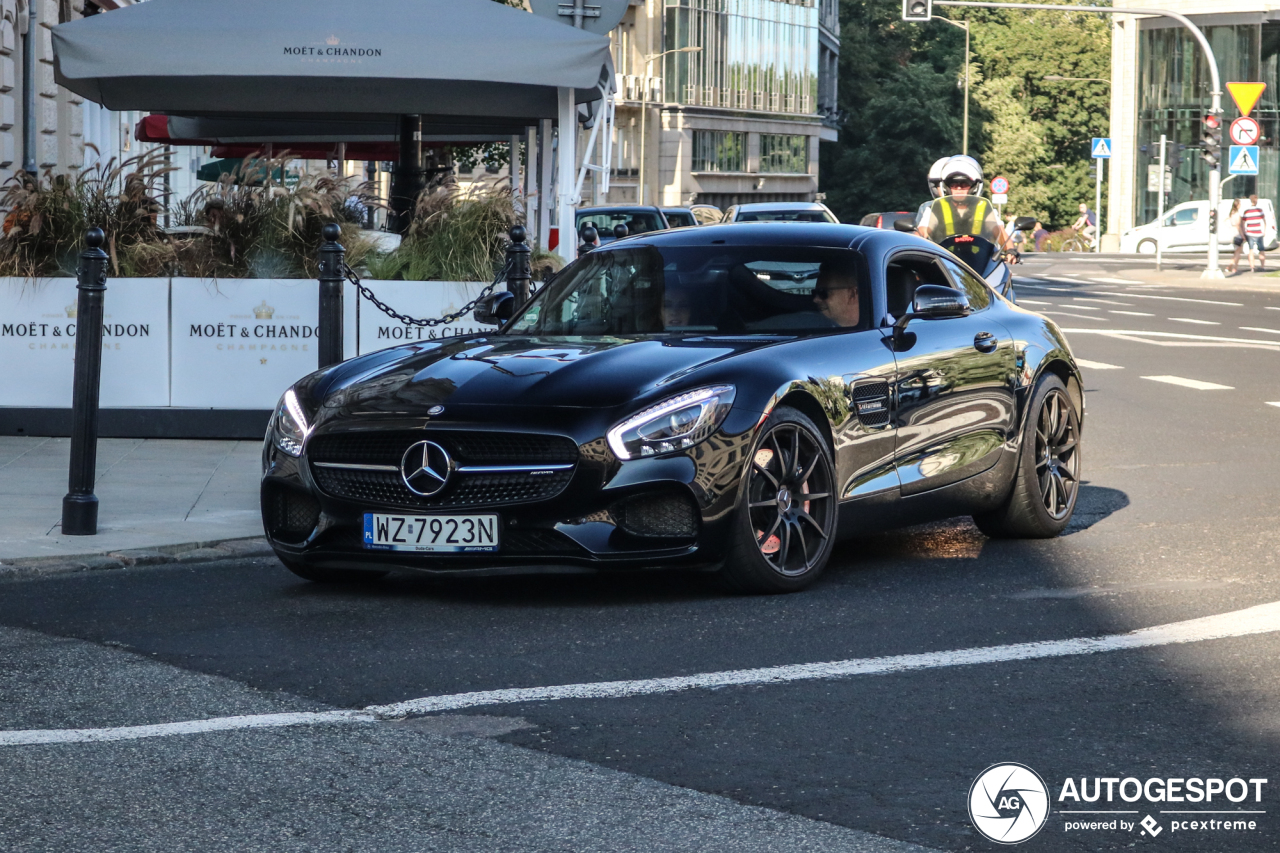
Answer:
[[888, 251, 1019, 496], [1165, 204, 1203, 249]]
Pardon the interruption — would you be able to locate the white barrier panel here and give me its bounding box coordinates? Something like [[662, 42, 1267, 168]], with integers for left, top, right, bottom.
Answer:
[[0, 277, 170, 407], [171, 278, 358, 409], [354, 281, 496, 355]]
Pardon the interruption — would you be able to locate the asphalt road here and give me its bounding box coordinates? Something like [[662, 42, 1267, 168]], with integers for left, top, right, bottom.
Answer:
[[2, 257, 1279, 852]]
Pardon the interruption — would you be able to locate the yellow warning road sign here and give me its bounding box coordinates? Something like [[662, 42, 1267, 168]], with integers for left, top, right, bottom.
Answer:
[[1226, 82, 1267, 117]]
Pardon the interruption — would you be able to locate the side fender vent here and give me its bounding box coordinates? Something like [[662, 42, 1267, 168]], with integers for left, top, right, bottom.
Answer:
[[853, 381, 891, 428]]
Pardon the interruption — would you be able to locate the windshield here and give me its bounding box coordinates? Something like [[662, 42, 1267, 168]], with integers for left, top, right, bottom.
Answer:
[[663, 210, 697, 227], [506, 246, 868, 337], [735, 208, 836, 223], [577, 210, 667, 236]]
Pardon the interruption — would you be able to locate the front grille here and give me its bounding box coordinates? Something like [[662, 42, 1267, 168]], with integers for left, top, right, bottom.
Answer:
[[307, 429, 579, 510], [263, 485, 321, 543], [853, 381, 891, 428], [613, 491, 698, 538]]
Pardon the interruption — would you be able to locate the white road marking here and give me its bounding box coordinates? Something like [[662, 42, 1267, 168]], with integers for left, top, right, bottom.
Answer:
[[1018, 299, 1053, 306], [1093, 291, 1243, 307], [1076, 298, 1133, 306], [1061, 328, 1280, 351], [4, 601, 1280, 746], [1074, 359, 1123, 370], [1142, 375, 1234, 391], [1267, 402, 1280, 409], [1267, 307, 1280, 311], [1240, 326, 1280, 335], [1043, 311, 1109, 321], [1110, 310, 1155, 317], [1088, 277, 1144, 284], [1169, 318, 1221, 325], [1063, 304, 1099, 311]]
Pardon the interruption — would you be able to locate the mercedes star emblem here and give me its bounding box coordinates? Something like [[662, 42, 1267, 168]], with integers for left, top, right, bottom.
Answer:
[[427, 405, 445, 416], [400, 440, 453, 496]]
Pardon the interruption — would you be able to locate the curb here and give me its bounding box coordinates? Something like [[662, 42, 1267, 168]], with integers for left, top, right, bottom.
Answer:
[[0, 536, 276, 582]]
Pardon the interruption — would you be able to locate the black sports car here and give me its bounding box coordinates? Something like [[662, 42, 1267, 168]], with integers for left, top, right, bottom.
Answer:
[[262, 223, 1083, 592]]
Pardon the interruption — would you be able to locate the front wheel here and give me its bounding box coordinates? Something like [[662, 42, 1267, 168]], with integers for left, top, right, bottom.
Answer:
[[721, 406, 838, 593], [974, 374, 1081, 538], [1136, 238, 1157, 255]]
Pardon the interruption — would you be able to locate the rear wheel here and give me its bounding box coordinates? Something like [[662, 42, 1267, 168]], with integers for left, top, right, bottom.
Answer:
[[280, 558, 389, 584], [974, 374, 1081, 538], [722, 406, 837, 593], [1136, 238, 1158, 255]]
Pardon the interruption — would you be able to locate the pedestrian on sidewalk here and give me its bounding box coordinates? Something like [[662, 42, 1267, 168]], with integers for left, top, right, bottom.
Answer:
[[1033, 221, 1049, 252], [1228, 198, 1244, 274], [1241, 194, 1267, 273]]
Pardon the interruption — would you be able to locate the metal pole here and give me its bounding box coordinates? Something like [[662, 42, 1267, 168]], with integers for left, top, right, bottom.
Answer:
[[936, 0, 1223, 276], [557, 87, 577, 263], [1156, 133, 1166, 272], [1095, 157, 1103, 254], [538, 119, 553, 251], [638, 75, 648, 205], [61, 228, 110, 536], [505, 225, 532, 304], [21, 0, 35, 173], [963, 23, 970, 156], [389, 114, 424, 235], [317, 223, 345, 369]]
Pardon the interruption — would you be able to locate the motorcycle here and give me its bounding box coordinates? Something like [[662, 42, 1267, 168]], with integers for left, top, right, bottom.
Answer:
[[895, 215, 1035, 303]]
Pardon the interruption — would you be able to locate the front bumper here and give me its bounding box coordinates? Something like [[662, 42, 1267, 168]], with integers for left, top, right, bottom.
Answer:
[[261, 411, 759, 576]]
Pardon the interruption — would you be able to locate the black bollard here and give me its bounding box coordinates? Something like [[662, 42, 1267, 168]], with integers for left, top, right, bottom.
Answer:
[[505, 225, 532, 304], [61, 228, 110, 536], [613, 223, 629, 240], [317, 223, 345, 369], [578, 223, 598, 258]]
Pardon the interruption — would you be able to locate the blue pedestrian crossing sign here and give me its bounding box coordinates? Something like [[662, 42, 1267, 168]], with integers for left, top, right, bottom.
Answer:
[[1091, 137, 1112, 159], [1229, 145, 1260, 176]]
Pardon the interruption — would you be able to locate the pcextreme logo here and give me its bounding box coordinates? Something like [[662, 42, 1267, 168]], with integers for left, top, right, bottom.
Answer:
[[969, 763, 1051, 844]]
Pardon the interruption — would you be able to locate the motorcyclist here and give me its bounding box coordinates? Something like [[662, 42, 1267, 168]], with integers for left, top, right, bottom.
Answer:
[[916, 157, 1011, 251]]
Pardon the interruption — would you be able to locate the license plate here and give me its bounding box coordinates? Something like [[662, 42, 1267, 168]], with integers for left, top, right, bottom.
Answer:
[[363, 513, 499, 553]]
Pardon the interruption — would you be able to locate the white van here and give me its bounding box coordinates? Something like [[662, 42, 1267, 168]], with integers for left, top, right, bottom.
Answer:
[[1119, 198, 1278, 254]]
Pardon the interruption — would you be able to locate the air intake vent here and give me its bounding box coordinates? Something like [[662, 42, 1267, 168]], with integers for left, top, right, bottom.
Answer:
[[613, 491, 698, 539], [263, 485, 321, 544], [853, 381, 891, 428]]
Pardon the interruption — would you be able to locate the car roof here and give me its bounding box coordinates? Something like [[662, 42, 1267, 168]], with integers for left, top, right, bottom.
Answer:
[[605, 221, 896, 250], [661, 207, 693, 213], [733, 202, 828, 211], [577, 205, 665, 214]]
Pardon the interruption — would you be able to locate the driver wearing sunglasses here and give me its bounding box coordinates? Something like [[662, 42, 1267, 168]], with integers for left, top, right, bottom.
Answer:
[[811, 262, 862, 328]]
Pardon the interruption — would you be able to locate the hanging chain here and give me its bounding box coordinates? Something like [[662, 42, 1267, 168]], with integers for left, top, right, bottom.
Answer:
[[340, 260, 512, 328]]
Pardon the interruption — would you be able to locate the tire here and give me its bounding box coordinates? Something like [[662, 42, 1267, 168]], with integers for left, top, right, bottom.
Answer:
[[721, 406, 838, 593], [280, 557, 389, 584], [1060, 237, 1085, 253], [973, 374, 1081, 539], [1136, 239, 1157, 255]]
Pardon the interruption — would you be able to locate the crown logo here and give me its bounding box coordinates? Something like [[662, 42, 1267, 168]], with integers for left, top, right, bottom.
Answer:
[[65, 303, 77, 318], [326, 35, 340, 45], [253, 300, 275, 320]]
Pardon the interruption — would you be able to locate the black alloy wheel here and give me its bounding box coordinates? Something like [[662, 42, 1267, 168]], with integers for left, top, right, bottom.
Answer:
[[974, 373, 1081, 538], [724, 406, 837, 593]]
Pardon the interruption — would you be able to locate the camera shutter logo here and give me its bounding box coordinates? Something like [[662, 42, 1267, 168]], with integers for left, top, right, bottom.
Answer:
[[968, 763, 1051, 844]]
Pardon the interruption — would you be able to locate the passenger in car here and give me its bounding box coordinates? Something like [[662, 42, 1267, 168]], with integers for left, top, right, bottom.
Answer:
[[663, 287, 695, 328], [812, 262, 862, 328]]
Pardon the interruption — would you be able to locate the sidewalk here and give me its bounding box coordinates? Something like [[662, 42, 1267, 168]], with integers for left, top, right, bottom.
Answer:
[[1024, 255, 1280, 292], [0, 437, 266, 568]]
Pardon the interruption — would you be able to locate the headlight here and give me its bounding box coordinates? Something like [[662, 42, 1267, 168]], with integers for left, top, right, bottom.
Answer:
[[270, 388, 312, 457], [607, 385, 735, 460]]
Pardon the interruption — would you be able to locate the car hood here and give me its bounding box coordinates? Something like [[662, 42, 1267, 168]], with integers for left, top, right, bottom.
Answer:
[[309, 334, 773, 414]]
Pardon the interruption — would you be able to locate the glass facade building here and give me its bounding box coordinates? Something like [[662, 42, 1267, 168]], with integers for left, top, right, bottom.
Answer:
[[662, 0, 819, 115], [1132, 18, 1280, 226]]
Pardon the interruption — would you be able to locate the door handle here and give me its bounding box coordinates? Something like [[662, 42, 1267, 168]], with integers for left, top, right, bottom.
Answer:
[[973, 332, 998, 353]]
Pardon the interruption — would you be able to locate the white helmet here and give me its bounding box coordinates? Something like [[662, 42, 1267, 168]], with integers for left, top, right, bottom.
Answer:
[[927, 157, 952, 199], [941, 155, 984, 196]]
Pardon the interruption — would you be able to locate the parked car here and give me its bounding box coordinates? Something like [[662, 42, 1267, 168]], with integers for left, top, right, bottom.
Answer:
[[262, 222, 1083, 593], [575, 206, 670, 245], [723, 201, 839, 224], [690, 204, 724, 226], [661, 208, 699, 228], [859, 211, 914, 230], [1119, 198, 1278, 254]]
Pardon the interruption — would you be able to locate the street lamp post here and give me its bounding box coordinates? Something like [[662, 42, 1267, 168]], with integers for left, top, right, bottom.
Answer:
[[938, 17, 970, 156], [637, 46, 701, 206]]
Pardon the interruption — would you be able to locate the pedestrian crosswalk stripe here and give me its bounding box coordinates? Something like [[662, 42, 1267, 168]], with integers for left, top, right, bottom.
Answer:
[[1169, 318, 1220, 325], [1075, 359, 1123, 370]]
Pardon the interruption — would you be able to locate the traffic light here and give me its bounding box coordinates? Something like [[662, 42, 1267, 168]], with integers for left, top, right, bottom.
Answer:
[[902, 0, 931, 22], [1202, 114, 1222, 167]]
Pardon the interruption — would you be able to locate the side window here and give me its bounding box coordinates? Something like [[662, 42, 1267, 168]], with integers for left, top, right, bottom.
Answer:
[[938, 256, 993, 311], [1174, 208, 1199, 225], [885, 255, 951, 321]]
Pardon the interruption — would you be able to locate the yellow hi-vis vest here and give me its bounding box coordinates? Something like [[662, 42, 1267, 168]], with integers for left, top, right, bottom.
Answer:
[[929, 195, 994, 243]]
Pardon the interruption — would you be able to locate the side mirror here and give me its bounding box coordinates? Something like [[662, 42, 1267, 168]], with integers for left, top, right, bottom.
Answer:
[[1013, 216, 1037, 232], [893, 285, 970, 348], [893, 216, 917, 233], [473, 291, 516, 325]]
